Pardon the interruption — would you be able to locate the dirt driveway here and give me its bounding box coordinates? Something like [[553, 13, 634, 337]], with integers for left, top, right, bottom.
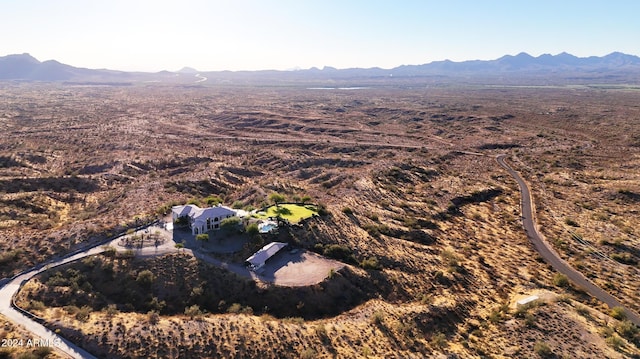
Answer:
[[257, 250, 345, 287]]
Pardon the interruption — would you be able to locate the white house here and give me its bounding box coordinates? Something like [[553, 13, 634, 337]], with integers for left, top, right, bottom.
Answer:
[[172, 204, 237, 235], [246, 242, 288, 271]]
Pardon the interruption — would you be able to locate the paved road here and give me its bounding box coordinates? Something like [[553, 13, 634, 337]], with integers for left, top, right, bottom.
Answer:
[[497, 154, 640, 326], [0, 226, 177, 359], [0, 246, 105, 359]]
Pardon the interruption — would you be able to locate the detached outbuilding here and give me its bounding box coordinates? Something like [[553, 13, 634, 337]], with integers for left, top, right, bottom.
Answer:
[[246, 242, 288, 271]]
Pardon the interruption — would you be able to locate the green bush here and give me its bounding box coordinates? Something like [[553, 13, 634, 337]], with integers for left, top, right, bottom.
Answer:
[[136, 270, 155, 287], [245, 223, 260, 236], [322, 244, 356, 264], [227, 303, 243, 314], [220, 216, 241, 230], [232, 200, 244, 209], [196, 233, 209, 242], [360, 256, 382, 270], [269, 193, 286, 204], [610, 306, 627, 320], [553, 273, 569, 287], [185, 304, 203, 318], [341, 207, 353, 215]]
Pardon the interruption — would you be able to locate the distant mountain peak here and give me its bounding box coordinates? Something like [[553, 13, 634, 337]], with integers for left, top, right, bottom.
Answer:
[[1, 51, 640, 83]]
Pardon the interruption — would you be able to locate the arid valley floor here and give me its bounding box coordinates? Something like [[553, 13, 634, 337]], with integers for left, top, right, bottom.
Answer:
[[1, 82, 639, 358]]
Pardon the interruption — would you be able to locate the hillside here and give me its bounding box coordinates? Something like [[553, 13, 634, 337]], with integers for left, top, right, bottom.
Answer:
[[0, 83, 639, 357]]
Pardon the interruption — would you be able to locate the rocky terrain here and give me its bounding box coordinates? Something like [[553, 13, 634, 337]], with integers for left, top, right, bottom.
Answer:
[[1, 82, 639, 358]]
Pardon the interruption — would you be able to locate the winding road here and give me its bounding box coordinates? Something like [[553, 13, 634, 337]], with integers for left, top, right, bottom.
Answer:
[[497, 154, 640, 326], [0, 226, 178, 359]]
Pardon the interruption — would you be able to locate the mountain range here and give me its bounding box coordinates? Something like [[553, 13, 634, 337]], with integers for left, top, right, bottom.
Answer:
[[2, 52, 640, 85]]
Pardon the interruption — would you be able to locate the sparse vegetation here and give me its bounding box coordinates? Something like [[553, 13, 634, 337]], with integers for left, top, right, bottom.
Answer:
[[2, 83, 640, 358]]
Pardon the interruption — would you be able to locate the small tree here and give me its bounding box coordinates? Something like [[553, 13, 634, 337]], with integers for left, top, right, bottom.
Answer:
[[301, 195, 312, 204], [246, 223, 260, 237], [136, 270, 155, 287], [221, 216, 241, 231], [185, 304, 203, 319], [269, 192, 286, 205], [205, 195, 223, 206]]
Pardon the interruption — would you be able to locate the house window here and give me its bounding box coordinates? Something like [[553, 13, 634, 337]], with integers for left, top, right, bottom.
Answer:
[[214, 224, 219, 229], [214, 217, 219, 222]]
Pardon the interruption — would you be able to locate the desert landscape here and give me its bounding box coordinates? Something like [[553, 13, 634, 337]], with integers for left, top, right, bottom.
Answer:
[[0, 76, 638, 358]]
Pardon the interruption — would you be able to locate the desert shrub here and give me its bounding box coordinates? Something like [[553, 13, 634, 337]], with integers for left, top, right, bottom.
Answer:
[[371, 310, 385, 325], [366, 212, 379, 221], [232, 200, 244, 209], [147, 311, 160, 325], [565, 218, 579, 227], [615, 320, 639, 341], [610, 252, 637, 265], [105, 304, 119, 318], [524, 312, 537, 327], [185, 304, 203, 318], [575, 305, 590, 318], [610, 306, 627, 320], [606, 334, 624, 351], [32, 346, 52, 358], [321, 244, 355, 264], [204, 196, 222, 206], [195, 233, 209, 242], [341, 207, 353, 215], [75, 305, 92, 322], [553, 273, 569, 287], [227, 303, 243, 314], [0, 249, 23, 265], [430, 332, 447, 349], [534, 341, 552, 357], [29, 300, 46, 311], [327, 268, 336, 279], [317, 203, 330, 216], [300, 348, 316, 359], [360, 256, 382, 270], [284, 317, 305, 325], [136, 270, 155, 287]]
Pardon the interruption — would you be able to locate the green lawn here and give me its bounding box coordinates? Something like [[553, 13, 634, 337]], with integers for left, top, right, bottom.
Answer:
[[254, 204, 318, 223]]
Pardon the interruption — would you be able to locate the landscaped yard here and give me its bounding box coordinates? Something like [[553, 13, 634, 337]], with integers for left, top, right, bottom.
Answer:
[[254, 204, 318, 223]]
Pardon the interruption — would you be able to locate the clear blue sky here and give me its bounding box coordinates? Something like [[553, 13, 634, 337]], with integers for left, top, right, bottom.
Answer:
[[1, 0, 639, 71]]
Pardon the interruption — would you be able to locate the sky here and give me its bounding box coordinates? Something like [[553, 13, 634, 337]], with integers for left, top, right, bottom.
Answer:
[[1, 0, 639, 72]]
